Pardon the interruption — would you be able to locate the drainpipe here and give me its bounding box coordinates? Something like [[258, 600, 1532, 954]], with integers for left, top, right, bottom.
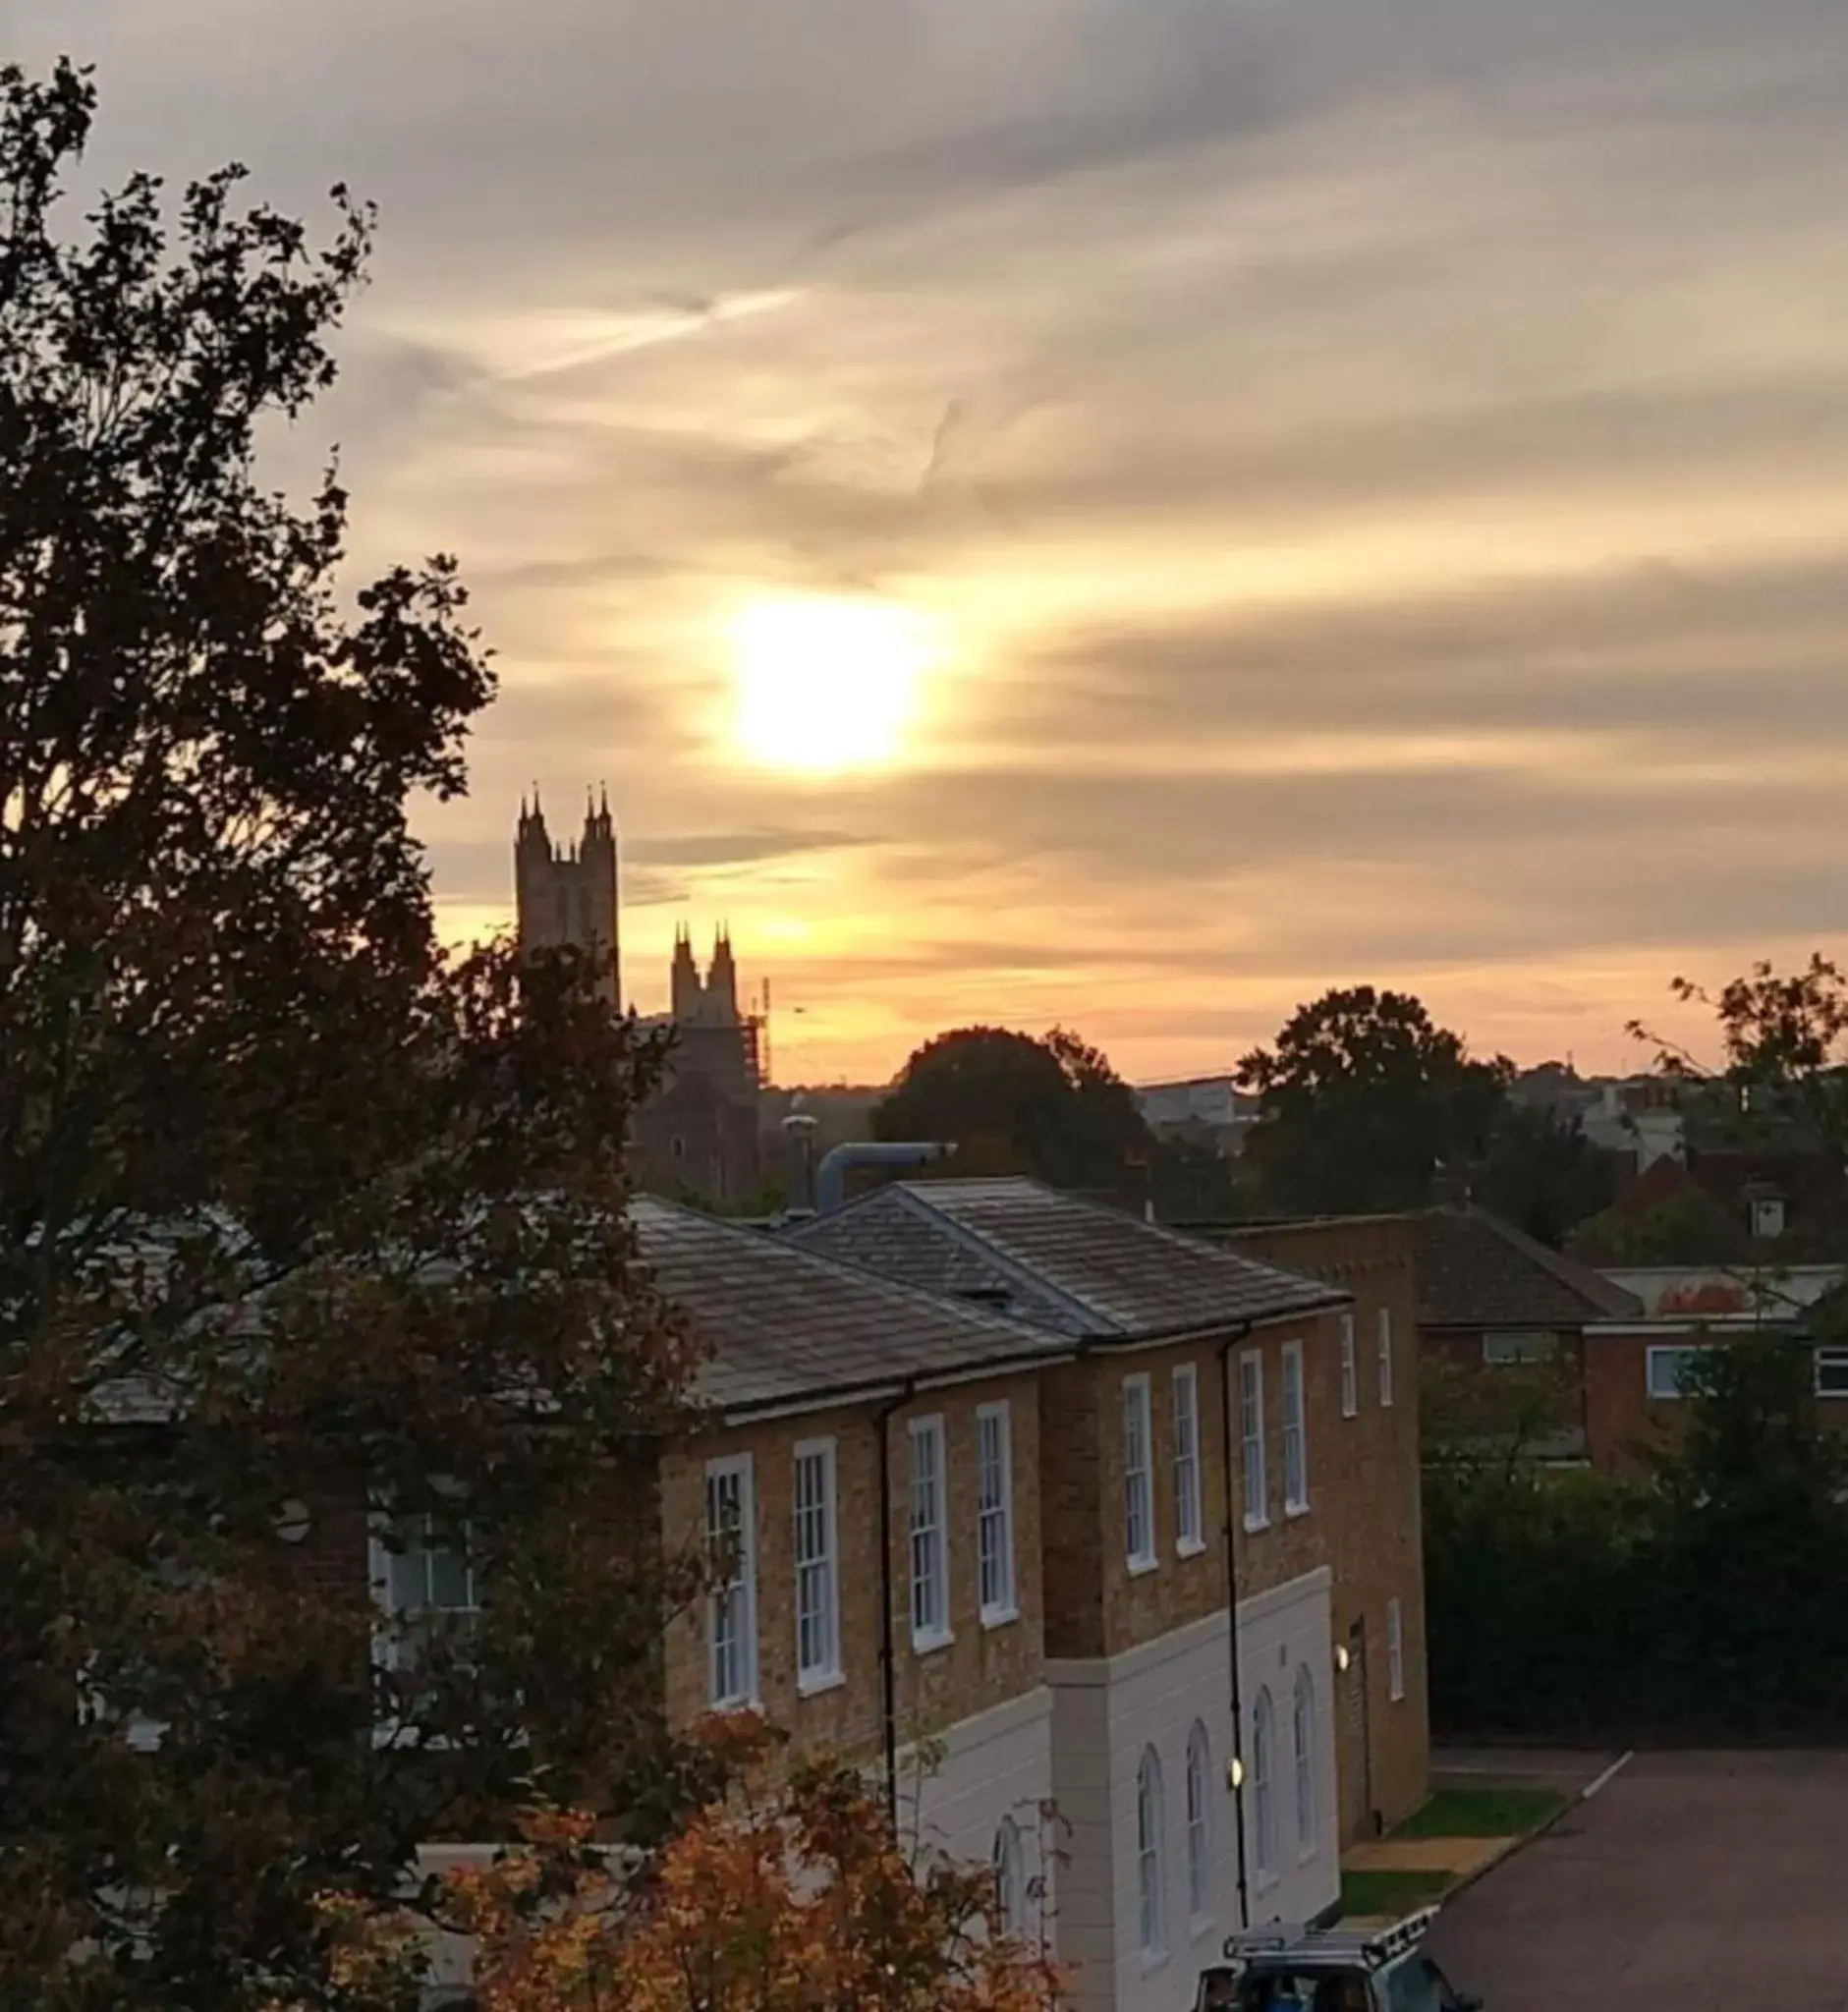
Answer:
[[873, 1379, 917, 1827], [1218, 1330, 1253, 1931], [815, 1142, 955, 1216]]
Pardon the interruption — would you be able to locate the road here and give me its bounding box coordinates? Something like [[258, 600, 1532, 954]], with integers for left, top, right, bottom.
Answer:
[[1424, 1751, 1848, 2010]]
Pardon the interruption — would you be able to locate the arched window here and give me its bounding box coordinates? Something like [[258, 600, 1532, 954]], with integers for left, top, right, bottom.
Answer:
[[1252, 1689, 1276, 1878], [1136, 1747, 1166, 1957], [1293, 1666, 1316, 1857], [992, 1816, 1025, 1937], [1185, 1721, 1212, 1921]]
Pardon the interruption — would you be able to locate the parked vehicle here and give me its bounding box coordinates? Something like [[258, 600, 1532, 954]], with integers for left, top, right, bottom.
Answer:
[[1193, 1909, 1482, 2012]]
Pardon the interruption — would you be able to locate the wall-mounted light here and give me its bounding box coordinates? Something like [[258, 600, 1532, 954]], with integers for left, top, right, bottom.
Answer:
[[1227, 1757, 1245, 1790], [1334, 1643, 1351, 1674]]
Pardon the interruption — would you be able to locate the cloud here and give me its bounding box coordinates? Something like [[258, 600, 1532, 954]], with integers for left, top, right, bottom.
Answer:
[[16, 0, 1848, 1079]]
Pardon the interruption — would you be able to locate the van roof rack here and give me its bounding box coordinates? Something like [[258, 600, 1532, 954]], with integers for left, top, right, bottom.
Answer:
[[1222, 1907, 1439, 1972]]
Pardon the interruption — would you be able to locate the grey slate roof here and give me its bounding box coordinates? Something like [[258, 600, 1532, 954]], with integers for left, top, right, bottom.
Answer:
[[784, 1179, 1345, 1341], [631, 1196, 1069, 1414], [1417, 1205, 1643, 1329]]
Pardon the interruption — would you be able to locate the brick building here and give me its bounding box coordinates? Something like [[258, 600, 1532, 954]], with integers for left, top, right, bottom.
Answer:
[[1582, 1262, 1848, 1471], [1218, 1214, 1430, 1851], [1415, 1203, 1643, 1465], [636, 1198, 1067, 1885], [789, 1179, 1430, 2012]]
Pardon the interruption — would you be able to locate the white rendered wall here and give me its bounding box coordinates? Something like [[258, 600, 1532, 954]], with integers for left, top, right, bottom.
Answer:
[[899, 1684, 1058, 1947], [1047, 1568, 1338, 2012]]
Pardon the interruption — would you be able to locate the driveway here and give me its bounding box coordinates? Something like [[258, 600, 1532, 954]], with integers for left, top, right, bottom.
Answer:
[[1424, 1751, 1848, 2011]]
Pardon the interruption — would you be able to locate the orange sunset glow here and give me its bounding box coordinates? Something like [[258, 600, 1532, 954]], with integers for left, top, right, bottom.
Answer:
[[34, 0, 1848, 1088]]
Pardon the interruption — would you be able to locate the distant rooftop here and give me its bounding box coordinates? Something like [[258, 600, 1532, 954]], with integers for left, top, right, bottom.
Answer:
[[1418, 1204, 1643, 1329]]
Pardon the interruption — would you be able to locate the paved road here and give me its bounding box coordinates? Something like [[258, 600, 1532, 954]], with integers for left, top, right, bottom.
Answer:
[[1425, 1751, 1848, 2011]]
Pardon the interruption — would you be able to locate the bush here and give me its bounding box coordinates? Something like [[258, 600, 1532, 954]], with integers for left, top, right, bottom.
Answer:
[[1426, 1339, 1848, 1741]]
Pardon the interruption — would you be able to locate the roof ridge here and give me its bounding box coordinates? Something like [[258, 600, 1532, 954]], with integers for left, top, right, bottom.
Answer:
[[638, 1195, 1070, 1354], [888, 1181, 1115, 1334], [1448, 1203, 1644, 1320]]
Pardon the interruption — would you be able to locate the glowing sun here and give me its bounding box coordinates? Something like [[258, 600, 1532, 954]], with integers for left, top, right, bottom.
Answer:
[[729, 596, 937, 773]]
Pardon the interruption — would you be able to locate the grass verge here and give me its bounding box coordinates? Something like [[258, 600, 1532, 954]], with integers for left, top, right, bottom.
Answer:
[[1339, 1868, 1454, 1920], [1392, 1787, 1568, 1839]]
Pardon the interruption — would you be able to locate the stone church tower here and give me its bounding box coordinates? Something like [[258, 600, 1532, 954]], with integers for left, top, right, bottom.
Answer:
[[511, 793, 762, 1204], [514, 790, 620, 1006]]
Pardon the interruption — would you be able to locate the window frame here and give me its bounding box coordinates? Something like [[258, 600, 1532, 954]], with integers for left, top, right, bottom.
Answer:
[[704, 1453, 758, 1710], [1281, 1338, 1309, 1517], [992, 1816, 1026, 1939], [1136, 1745, 1167, 1963], [1339, 1313, 1358, 1419], [1239, 1350, 1268, 1532], [1647, 1344, 1704, 1402], [976, 1400, 1019, 1627], [793, 1436, 842, 1694], [1376, 1306, 1395, 1408], [1483, 1330, 1551, 1367], [908, 1414, 952, 1651], [1172, 1364, 1205, 1556], [369, 1505, 482, 1674], [1387, 1595, 1406, 1704], [1185, 1720, 1213, 1927], [1293, 1666, 1317, 1861], [1816, 1348, 1848, 1400], [1252, 1688, 1276, 1883], [1123, 1372, 1157, 1574]]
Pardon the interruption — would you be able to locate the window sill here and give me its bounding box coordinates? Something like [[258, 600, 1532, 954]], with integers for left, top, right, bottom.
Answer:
[[980, 1603, 1020, 1631], [1284, 1498, 1312, 1521], [1176, 1537, 1208, 1559], [1139, 1947, 1170, 1977], [1127, 1553, 1159, 1578], [798, 1669, 846, 1699], [1389, 1690, 1406, 1705], [912, 1628, 955, 1657], [1243, 1513, 1270, 1535], [1253, 1870, 1281, 1898], [1340, 1406, 1358, 1422], [1188, 1912, 1217, 1944]]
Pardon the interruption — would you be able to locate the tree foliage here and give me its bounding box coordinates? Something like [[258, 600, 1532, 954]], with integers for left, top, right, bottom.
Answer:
[[1471, 1103, 1619, 1253], [1634, 954, 1848, 1164], [874, 1026, 1153, 1195], [306, 1720, 1065, 2012], [1426, 1337, 1848, 1741], [1, 60, 703, 2007], [1238, 988, 1513, 1217]]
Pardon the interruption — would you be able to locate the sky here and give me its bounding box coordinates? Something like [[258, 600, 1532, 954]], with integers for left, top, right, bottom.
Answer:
[[13, 0, 1848, 1087]]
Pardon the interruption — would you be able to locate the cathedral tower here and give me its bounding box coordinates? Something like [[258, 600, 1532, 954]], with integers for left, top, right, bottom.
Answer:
[[514, 788, 621, 1007]]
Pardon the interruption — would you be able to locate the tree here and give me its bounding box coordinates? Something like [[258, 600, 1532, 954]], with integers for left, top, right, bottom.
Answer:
[[1, 61, 702, 2007], [305, 1721, 1065, 2012], [1472, 1103, 1619, 1251], [1419, 1345, 1582, 1486], [874, 1026, 1152, 1195], [1633, 954, 1848, 1166], [1238, 988, 1512, 1216]]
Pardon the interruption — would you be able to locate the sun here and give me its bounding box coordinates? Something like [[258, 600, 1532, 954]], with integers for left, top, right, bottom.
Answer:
[[729, 596, 937, 774]]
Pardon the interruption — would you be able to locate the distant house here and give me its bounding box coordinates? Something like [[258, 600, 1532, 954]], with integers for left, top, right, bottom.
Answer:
[[1415, 1204, 1643, 1465], [1582, 1260, 1848, 1471]]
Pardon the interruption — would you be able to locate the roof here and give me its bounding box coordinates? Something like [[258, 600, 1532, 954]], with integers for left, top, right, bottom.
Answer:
[[631, 1196, 1069, 1414], [1417, 1205, 1643, 1329], [783, 1178, 1345, 1341]]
